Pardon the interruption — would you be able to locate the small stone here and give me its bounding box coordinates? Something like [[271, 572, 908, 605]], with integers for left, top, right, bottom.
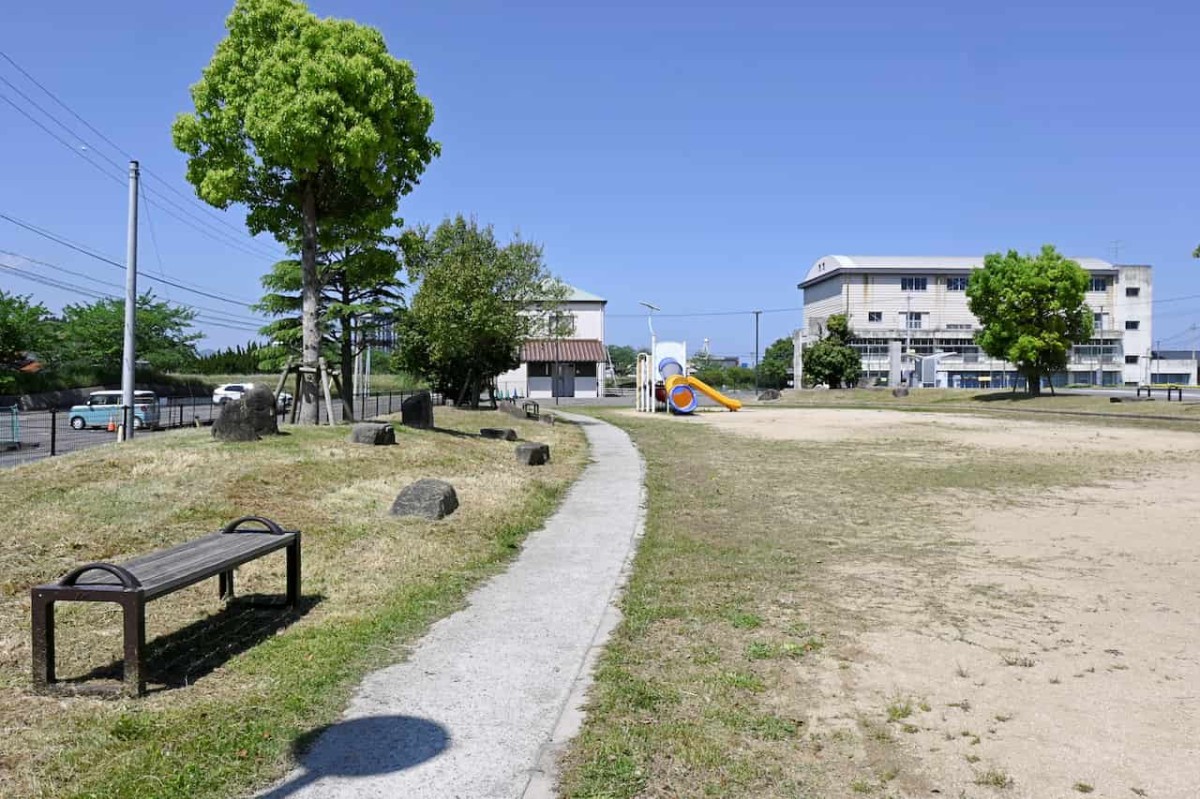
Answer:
[[390, 478, 458, 520], [892, 387, 910, 398], [401, 391, 434, 429], [515, 442, 550, 466], [348, 423, 396, 445], [480, 427, 518, 441], [757, 389, 781, 401]]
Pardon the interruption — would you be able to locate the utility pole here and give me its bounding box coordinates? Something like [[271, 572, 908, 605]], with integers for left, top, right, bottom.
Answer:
[[753, 309, 762, 394], [121, 161, 139, 441]]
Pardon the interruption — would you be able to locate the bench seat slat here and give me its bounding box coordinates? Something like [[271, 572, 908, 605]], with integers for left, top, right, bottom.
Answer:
[[68, 531, 296, 598]]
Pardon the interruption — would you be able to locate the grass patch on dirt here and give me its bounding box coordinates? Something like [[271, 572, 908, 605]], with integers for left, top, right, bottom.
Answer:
[[767, 387, 1200, 423], [556, 407, 1182, 798], [0, 408, 585, 799]]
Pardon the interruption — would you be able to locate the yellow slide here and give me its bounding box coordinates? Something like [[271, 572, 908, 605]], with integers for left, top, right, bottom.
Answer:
[[664, 373, 742, 413], [685, 376, 742, 411]]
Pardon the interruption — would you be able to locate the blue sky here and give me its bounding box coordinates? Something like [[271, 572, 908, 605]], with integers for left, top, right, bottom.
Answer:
[[2, 0, 1199, 360]]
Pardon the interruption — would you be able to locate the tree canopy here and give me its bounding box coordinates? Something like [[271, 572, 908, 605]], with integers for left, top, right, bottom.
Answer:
[[966, 245, 1093, 396], [173, 0, 438, 422], [759, 336, 794, 390], [606, 345, 643, 377], [58, 295, 200, 373], [256, 231, 406, 420], [803, 313, 861, 389], [0, 291, 54, 374], [397, 216, 561, 407]]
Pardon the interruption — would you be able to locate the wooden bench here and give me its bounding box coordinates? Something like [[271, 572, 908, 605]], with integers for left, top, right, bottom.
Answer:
[[31, 515, 300, 697]]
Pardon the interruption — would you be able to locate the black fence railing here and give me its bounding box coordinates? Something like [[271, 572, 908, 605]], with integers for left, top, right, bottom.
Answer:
[[0, 389, 439, 469]]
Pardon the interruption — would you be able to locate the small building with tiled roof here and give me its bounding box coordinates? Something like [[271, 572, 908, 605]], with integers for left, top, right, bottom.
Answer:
[[496, 283, 608, 399]]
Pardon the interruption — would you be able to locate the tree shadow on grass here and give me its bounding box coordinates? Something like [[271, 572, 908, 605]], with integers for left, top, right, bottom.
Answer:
[[258, 715, 451, 798], [970, 391, 1044, 402], [61, 594, 323, 695]]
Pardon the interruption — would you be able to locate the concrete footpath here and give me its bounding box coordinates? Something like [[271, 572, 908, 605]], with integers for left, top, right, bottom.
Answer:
[[260, 413, 644, 799]]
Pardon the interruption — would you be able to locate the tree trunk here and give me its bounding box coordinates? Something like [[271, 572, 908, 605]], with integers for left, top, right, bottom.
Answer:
[[298, 180, 320, 425], [340, 287, 355, 423], [457, 369, 473, 408], [1025, 368, 1042, 397]]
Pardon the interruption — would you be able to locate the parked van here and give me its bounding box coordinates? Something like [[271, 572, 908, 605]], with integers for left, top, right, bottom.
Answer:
[[68, 390, 160, 431]]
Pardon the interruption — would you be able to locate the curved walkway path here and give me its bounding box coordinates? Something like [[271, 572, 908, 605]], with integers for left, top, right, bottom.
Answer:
[[261, 413, 644, 799]]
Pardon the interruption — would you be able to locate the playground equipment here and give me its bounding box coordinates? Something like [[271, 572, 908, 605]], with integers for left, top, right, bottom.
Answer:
[[635, 348, 742, 415]]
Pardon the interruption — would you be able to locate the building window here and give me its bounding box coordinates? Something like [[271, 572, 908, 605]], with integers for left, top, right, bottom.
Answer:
[[1125, 320, 1140, 330], [1125, 355, 1139, 364], [1089, 277, 1108, 292], [1125, 286, 1140, 297], [946, 276, 969, 291], [905, 312, 923, 329], [946, 323, 973, 330], [868, 311, 882, 322], [900, 276, 928, 291]]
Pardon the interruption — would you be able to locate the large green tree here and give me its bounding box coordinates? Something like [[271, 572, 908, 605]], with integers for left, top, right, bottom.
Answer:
[[0, 291, 54, 380], [173, 0, 438, 423], [803, 313, 861, 389], [58, 295, 200, 372], [398, 216, 561, 408], [256, 231, 405, 420], [759, 336, 794, 390], [606, 345, 640, 377], [966, 245, 1093, 396]]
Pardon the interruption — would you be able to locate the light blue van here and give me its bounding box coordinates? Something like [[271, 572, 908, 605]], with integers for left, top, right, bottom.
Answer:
[[68, 390, 160, 430]]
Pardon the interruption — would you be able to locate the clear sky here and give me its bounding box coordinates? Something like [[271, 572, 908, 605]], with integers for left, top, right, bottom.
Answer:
[[3, 0, 1199, 361]]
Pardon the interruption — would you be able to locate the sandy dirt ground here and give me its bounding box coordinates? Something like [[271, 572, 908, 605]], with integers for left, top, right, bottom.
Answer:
[[700, 408, 1200, 799]]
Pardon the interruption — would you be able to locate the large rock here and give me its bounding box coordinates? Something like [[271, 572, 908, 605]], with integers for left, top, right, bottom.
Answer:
[[515, 442, 551, 466], [349, 422, 396, 445], [401, 391, 434, 430], [390, 479, 458, 520], [212, 385, 280, 442], [892, 387, 910, 398], [480, 427, 518, 441], [757, 389, 781, 401]]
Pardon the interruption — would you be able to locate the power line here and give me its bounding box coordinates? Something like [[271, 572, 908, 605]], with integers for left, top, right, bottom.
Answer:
[[0, 213, 260, 308], [0, 47, 283, 258], [0, 251, 264, 329], [0, 89, 126, 187], [609, 306, 803, 319]]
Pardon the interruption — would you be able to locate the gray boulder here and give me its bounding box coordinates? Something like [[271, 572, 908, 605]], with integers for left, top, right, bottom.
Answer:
[[892, 387, 910, 398], [515, 442, 551, 466], [349, 422, 396, 445], [401, 391, 434, 429], [757, 389, 781, 401], [480, 427, 518, 441], [212, 385, 281, 442], [390, 478, 459, 520], [212, 402, 260, 441]]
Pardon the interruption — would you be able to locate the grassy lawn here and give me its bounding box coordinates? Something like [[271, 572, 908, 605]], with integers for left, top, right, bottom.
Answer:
[[0, 407, 585, 799], [557, 407, 1188, 798]]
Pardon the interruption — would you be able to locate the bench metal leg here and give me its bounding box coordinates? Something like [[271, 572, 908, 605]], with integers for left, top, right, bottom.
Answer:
[[286, 537, 301, 610], [31, 590, 55, 691], [218, 570, 235, 600], [119, 593, 146, 697]]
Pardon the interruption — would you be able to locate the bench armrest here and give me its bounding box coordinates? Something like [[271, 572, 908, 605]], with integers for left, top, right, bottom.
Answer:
[[59, 562, 142, 589], [221, 516, 289, 535]]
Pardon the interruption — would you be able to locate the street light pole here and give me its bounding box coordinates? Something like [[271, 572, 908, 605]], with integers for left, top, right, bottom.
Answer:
[[639, 301, 660, 413], [120, 160, 139, 441], [753, 309, 762, 394]]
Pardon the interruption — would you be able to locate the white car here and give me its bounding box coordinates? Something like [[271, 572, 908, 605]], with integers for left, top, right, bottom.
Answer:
[[213, 383, 254, 405]]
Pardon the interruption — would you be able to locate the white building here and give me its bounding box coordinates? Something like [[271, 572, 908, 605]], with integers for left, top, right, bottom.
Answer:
[[797, 255, 1154, 388], [495, 284, 608, 399]]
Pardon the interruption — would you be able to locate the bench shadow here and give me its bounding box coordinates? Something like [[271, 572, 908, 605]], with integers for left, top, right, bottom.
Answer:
[[63, 594, 323, 694], [258, 715, 451, 798]]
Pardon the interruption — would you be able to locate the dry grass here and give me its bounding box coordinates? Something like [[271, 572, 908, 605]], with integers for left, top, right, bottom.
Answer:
[[557, 407, 1196, 798], [0, 407, 585, 799]]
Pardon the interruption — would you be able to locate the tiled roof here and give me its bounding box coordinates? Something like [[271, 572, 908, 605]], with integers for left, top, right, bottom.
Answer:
[[521, 339, 607, 362]]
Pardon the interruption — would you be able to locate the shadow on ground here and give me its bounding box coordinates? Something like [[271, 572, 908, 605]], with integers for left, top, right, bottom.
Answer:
[[61, 594, 322, 694], [258, 715, 451, 798]]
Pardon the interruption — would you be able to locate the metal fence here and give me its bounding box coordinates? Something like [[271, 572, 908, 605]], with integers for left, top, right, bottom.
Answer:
[[0, 389, 434, 469]]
